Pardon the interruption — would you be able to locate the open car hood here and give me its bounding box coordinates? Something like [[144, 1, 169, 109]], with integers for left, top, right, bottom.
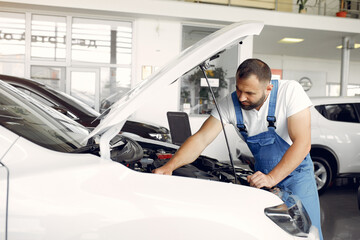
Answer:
[[86, 21, 264, 157]]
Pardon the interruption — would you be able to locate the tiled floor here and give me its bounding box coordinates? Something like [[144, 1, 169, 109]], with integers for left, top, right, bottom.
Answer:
[[319, 178, 360, 240]]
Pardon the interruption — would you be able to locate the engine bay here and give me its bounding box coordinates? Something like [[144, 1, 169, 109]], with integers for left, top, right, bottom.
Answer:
[[110, 135, 253, 186]]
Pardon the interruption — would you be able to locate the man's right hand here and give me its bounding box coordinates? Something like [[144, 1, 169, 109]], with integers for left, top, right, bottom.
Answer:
[[152, 165, 173, 175], [152, 116, 222, 176]]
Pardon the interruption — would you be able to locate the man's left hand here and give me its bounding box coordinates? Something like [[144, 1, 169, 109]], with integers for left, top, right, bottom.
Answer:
[[247, 171, 276, 189]]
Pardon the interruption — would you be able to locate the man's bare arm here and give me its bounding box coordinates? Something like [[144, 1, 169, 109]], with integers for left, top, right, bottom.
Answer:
[[248, 107, 311, 188], [153, 116, 223, 175]]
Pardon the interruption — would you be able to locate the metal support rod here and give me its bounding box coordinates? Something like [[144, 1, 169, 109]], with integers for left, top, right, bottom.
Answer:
[[340, 36, 351, 96]]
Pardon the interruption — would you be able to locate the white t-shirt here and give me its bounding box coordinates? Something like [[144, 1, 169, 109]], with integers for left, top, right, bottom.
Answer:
[[211, 80, 312, 145]]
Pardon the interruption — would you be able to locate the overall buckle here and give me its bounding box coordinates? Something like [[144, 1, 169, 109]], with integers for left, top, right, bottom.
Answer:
[[267, 116, 276, 129], [237, 123, 247, 133]]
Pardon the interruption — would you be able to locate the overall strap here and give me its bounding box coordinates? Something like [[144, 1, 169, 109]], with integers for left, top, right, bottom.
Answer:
[[267, 80, 278, 129], [231, 91, 248, 137]]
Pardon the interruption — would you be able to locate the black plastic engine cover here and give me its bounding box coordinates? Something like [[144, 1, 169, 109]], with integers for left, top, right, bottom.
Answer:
[[173, 164, 220, 181]]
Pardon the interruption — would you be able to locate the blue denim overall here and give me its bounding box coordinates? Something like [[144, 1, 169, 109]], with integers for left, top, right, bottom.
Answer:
[[231, 80, 323, 239]]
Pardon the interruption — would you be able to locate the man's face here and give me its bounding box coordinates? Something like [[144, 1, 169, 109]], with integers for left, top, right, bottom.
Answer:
[[235, 74, 272, 111]]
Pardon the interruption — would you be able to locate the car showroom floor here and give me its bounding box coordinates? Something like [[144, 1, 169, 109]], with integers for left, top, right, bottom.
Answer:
[[320, 178, 360, 240]]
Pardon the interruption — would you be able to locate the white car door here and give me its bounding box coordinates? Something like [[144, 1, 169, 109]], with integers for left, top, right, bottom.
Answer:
[[0, 127, 19, 239], [320, 103, 360, 174], [0, 163, 8, 239]]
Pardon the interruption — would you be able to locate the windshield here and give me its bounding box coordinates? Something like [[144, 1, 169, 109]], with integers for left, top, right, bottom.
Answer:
[[0, 81, 89, 152]]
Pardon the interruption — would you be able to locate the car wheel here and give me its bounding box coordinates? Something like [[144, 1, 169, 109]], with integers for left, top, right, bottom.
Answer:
[[312, 156, 332, 195]]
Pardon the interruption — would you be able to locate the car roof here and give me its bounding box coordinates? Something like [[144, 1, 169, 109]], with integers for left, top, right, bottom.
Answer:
[[0, 74, 46, 88], [310, 96, 360, 105]]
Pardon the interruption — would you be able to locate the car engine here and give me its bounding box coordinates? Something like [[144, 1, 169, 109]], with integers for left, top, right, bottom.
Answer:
[[110, 135, 253, 186]]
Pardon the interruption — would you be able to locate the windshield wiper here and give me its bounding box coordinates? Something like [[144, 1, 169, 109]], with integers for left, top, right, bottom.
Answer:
[[71, 143, 100, 154], [70, 136, 100, 154]]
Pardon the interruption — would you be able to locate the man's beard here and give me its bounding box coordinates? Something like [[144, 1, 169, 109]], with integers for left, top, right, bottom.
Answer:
[[239, 93, 266, 110]]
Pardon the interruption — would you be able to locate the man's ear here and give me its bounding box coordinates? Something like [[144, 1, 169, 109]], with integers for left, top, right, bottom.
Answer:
[[266, 83, 273, 94]]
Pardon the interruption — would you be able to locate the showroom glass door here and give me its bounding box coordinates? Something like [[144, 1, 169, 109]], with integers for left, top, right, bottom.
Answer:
[[67, 68, 100, 112]]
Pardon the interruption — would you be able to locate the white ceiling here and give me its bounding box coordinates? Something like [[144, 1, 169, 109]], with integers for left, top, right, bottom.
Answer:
[[254, 25, 360, 61], [183, 24, 360, 62]]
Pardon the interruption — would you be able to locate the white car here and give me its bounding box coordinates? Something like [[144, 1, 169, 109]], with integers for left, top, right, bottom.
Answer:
[[310, 97, 360, 194], [0, 21, 319, 239], [238, 96, 360, 195]]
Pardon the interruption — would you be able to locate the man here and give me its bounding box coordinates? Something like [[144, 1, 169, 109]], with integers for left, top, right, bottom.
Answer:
[[153, 58, 322, 239]]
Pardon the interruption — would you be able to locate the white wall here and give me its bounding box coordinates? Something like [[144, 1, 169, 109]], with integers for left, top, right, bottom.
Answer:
[[283, 70, 327, 97], [255, 53, 360, 85]]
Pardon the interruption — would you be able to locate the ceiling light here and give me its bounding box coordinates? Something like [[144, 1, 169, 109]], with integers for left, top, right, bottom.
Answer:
[[336, 43, 360, 49], [278, 38, 304, 43]]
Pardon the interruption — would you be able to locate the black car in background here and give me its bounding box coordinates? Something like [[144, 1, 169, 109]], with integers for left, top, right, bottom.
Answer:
[[0, 74, 171, 143]]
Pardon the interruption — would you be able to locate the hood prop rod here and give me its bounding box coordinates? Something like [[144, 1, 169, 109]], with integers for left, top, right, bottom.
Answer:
[[199, 62, 237, 184]]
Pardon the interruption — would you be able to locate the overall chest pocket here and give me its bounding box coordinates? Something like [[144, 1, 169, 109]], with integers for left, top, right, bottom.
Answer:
[[247, 136, 275, 147]]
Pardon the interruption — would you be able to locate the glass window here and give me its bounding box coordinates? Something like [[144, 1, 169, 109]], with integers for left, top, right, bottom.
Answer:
[[326, 83, 360, 97], [30, 65, 65, 91], [70, 71, 97, 109], [100, 67, 131, 106], [314, 105, 326, 118], [31, 15, 66, 61], [323, 104, 359, 123], [347, 84, 360, 96], [0, 62, 24, 77], [0, 12, 26, 60], [71, 18, 132, 64], [355, 103, 360, 117], [326, 83, 340, 96]]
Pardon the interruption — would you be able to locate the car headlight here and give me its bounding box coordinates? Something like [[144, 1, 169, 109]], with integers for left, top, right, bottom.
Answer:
[[149, 133, 172, 143], [264, 195, 312, 237]]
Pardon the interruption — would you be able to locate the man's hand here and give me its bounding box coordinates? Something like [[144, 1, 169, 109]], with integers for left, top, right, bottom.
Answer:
[[247, 171, 276, 189], [152, 165, 173, 175], [152, 116, 223, 177]]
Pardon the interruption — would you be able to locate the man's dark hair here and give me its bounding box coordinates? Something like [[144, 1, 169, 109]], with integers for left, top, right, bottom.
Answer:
[[236, 58, 271, 83]]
